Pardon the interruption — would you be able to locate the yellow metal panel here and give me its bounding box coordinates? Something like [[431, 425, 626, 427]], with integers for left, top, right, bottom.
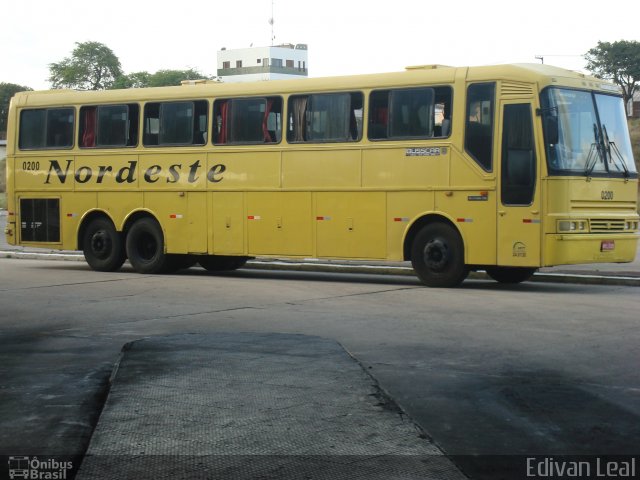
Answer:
[[70, 155, 140, 190], [363, 146, 449, 188], [64, 193, 97, 249], [143, 192, 188, 253], [138, 153, 207, 191], [187, 192, 208, 253], [246, 192, 312, 256], [315, 192, 386, 259], [282, 149, 361, 188], [435, 190, 497, 265], [386, 192, 435, 260], [98, 192, 144, 231], [211, 192, 245, 254], [208, 151, 280, 189], [14, 155, 74, 191]]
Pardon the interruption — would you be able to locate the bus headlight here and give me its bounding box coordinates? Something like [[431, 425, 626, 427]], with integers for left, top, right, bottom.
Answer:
[[558, 220, 587, 232]]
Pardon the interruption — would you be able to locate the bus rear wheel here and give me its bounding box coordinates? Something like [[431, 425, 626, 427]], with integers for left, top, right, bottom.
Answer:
[[199, 255, 250, 272], [485, 267, 537, 284], [411, 223, 468, 288], [126, 217, 168, 274], [82, 218, 126, 272]]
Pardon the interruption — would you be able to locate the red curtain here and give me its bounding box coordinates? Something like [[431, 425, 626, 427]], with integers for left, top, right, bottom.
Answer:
[[262, 99, 274, 142], [82, 107, 96, 147], [218, 100, 229, 144]]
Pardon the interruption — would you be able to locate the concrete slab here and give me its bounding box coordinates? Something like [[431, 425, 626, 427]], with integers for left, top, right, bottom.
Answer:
[[77, 333, 466, 479]]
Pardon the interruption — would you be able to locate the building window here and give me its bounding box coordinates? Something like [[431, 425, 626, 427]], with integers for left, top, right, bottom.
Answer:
[[286, 60, 294, 68], [236, 60, 242, 68], [223, 61, 230, 69], [272, 58, 283, 67]]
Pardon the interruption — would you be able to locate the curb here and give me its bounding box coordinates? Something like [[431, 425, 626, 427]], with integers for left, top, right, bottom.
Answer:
[[1, 250, 639, 287]]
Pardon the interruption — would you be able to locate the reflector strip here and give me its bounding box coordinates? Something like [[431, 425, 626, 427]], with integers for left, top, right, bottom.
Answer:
[[247, 215, 261, 220], [316, 216, 332, 221], [66, 213, 78, 218], [523, 219, 541, 224], [393, 217, 410, 222], [456, 218, 473, 223], [169, 214, 183, 219]]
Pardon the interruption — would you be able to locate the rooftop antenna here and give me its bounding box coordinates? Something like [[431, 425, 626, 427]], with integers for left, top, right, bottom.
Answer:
[[269, 0, 275, 45]]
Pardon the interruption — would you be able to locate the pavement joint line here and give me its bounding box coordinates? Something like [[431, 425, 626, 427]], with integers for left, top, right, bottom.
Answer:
[[1, 249, 639, 286]]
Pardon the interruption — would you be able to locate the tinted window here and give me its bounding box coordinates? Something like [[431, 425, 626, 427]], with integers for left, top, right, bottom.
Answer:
[[368, 87, 452, 140], [501, 104, 536, 205], [19, 108, 74, 150], [20, 198, 60, 242], [465, 83, 495, 171], [143, 101, 208, 146], [214, 97, 282, 144], [287, 92, 363, 143], [80, 104, 139, 148]]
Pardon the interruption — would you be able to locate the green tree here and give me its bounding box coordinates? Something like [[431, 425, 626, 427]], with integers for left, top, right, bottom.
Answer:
[[112, 71, 152, 89], [49, 41, 123, 90], [0, 82, 32, 138], [585, 40, 640, 115], [111, 69, 210, 89]]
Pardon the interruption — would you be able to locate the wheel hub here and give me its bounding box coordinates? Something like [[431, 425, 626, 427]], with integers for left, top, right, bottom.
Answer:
[[91, 230, 111, 259], [424, 239, 449, 271]]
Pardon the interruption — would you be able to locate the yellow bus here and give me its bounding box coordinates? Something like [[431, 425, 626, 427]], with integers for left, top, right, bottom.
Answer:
[[4, 64, 639, 287]]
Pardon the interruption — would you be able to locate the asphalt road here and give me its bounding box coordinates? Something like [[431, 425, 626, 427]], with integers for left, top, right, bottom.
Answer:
[[0, 258, 639, 479]]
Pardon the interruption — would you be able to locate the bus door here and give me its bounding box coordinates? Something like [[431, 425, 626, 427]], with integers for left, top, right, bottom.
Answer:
[[497, 102, 541, 266]]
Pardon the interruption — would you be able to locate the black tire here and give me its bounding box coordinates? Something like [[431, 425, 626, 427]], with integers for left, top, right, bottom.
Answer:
[[199, 255, 250, 272], [486, 266, 537, 284], [125, 217, 168, 274], [82, 218, 126, 272], [411, 223, 468, 287]]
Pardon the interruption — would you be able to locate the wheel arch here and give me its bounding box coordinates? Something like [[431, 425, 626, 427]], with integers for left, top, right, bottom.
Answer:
[[122, 209, 161, 238], [402, 213, 466, 261], [76, 209, 117, 250]]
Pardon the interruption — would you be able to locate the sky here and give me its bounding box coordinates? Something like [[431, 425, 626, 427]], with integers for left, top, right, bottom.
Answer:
[[1, 0, 639, 90]]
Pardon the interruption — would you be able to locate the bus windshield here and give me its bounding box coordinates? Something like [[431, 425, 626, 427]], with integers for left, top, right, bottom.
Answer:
[[541, 87, 637, 177]]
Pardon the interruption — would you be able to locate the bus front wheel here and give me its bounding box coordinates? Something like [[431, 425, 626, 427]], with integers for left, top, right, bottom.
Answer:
[[486, 267, 537, 284], [82, 218, 126, 272], [126, 218, 168, 274], [411, 223, 468, 288]]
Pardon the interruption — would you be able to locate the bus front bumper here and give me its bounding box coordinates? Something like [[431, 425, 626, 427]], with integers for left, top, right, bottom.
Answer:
[[544, 233, 639, 266]]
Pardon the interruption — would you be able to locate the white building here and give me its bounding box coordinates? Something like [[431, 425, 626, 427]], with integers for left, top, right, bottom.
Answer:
[[217, 44, 308, 83]]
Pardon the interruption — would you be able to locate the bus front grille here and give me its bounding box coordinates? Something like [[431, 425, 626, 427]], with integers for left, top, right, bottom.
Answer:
[[589, 219, 626, 232]]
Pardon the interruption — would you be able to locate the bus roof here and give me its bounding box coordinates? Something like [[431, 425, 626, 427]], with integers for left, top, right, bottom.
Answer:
[[10, 63, 618, 107]]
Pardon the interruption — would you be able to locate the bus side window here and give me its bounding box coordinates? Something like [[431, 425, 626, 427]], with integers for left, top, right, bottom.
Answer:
[[368, 87, 451, 140], [80, 104, 139, 148], [143, 100, 207, 146], [287, 92, 362, 143], [19, 108, 74, 150], [465, 83, 495, 171], [214, 97, 282, 145]]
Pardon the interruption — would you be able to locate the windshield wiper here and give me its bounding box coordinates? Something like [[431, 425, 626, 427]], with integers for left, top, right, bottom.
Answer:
[[602, 125, 630, 179], [585, 123, 605, 177]]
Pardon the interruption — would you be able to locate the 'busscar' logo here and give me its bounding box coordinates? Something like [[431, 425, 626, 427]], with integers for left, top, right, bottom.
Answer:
[[44, 160, 226, 185]]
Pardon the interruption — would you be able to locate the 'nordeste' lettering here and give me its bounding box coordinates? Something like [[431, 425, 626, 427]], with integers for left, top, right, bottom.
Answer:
[[44, 159, 226, 185]]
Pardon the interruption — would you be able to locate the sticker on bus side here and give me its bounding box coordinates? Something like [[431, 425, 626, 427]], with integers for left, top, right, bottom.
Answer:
[[405, 147, 447, 157]]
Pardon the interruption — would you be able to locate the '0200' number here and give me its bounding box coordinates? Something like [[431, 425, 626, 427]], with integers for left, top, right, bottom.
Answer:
[[23, 161, 40, 171], [601, 190, 614, 200]]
